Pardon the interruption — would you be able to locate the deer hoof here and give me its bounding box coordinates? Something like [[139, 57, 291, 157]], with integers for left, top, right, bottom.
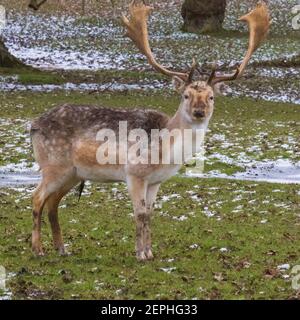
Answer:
[[32, 245, 45, 257], [136, 251, 147, 261], [57, 246, 67, 256], [145, 249, 154, 260]]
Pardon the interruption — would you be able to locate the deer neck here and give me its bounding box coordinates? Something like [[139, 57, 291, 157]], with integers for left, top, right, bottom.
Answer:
[[163, 103, 210, 164], [166, 104, 210, 132]]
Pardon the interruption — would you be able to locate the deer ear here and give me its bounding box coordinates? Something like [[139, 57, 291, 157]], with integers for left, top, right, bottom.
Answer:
[[172, 76, 186, 93]]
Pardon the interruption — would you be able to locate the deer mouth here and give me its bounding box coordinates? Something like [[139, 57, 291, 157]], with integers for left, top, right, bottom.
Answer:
[[193, 111, 206, 119]]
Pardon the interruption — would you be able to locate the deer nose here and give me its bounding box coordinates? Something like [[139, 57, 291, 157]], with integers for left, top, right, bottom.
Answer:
[[193, 110, 205, 118]]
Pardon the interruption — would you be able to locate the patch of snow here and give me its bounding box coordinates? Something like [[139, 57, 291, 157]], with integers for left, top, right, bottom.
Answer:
[[204, 207, 215, 218], [187, 159, 300, 184], [172, 215, 188, 222], [161, 194, 181, 202], [0, 81, 166, 93], [160, 267, 176, 273], [277, 264, 290, 271]]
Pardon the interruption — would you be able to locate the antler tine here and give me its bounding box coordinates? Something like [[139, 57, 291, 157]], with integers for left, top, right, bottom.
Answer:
[[207, 66, 240, 86], [187, 58, 198, 84], [133, 0, 146, 4], [195, 65, 211, 80], [207, 63, 217, 85], [121, 0, 189, 81], [208, 2, 270, 87]]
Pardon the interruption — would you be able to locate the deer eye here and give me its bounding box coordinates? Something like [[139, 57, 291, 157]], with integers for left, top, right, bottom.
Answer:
[[209, 96, 214, 101], [184, 94, 189, 100]]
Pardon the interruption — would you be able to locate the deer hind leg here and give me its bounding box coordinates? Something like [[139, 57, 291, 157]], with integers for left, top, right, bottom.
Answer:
[[127, 175, 148, 261], [31, 166, 77, 256], [46, 177, 79, 255], [144, 183, 160, 260], [32, 183, 47, 256]]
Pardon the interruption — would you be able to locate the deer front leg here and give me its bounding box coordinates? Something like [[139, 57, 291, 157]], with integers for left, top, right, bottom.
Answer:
[[127, 175, 148, 261], [144, 183, 160, 260]]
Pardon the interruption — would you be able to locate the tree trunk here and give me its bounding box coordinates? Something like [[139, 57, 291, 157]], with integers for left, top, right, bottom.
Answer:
[[181, 0, 227, 33], [0, 38, 26, 68], [81, 0, 86, 15], [28, 0, 47, 11], [0, 0, 47, 68]]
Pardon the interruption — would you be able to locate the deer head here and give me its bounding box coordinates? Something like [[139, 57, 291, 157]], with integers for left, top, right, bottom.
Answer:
[[121, 0, 270, 123]]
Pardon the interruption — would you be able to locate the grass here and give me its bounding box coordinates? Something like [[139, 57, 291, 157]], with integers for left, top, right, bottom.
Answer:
[[0, 0, 299, 300], [0, 67, 166, 85], [0, 84, 299, 299], [0, 178, 299, 299], [0, 87, 299, 168], [0, 67, 64, 84]]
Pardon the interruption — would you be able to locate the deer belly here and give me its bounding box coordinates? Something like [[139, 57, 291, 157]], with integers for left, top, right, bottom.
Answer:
[[76, 164, 126, 182], [147, 165, 181, 184], [73, 140, 126, 182]]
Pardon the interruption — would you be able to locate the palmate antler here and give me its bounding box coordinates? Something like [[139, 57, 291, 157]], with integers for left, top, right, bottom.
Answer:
[[121, 0, 192, 82], [207, 2, 270, 86], [122, 1, 270, 86]]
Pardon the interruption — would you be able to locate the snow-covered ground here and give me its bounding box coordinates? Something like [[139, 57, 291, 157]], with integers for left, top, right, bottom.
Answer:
[[187, 159, 300, 184], [0, 113, 299, 187], [1, 158, 299, 187], [0, 2, 299, 187], [0, 4, 299, 104], [0, 74, 299, 104], [0, 79, 165, 92], [3, 9, 299, 71]]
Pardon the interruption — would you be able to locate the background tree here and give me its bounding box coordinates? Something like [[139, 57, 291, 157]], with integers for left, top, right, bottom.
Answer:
[[0, 40, 26, 68], [28, 0, 47, 10], [0, 0, 49, 68], [181, 0, 227, 33]]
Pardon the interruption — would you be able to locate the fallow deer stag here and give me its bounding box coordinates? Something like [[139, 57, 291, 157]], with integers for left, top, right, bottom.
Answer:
[[30, 1, 270, 260]]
